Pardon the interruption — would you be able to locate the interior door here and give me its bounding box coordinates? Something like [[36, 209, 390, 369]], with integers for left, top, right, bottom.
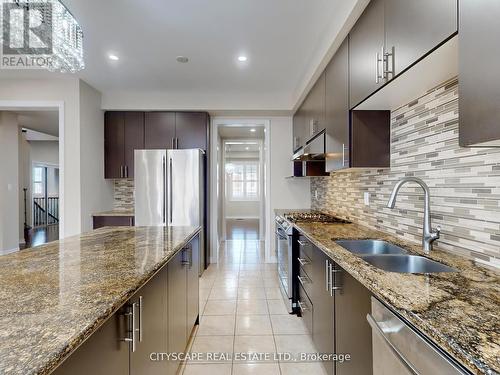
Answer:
[[104, 111, 125, 179], [385, 0, 457, 76], [175, 112, 208, 150], [129, 266, 168, 375], [145, 112, 176, 149], [124, 112, 145, 179]]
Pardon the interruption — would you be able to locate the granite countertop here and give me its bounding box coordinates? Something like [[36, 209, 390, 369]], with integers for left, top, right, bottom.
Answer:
[[0, 225, 201, 375], [291, 220, 499, 375], [92, 209, 134, 217]]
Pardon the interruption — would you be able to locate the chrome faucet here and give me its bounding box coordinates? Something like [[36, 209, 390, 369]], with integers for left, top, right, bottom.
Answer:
[[387, 177, 440, 253]]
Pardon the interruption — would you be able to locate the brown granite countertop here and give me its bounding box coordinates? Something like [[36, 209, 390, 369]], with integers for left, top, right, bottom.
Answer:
[[292, 220, 499, 375], [0, 225, 201, 375], [92, 209, 134, 217]]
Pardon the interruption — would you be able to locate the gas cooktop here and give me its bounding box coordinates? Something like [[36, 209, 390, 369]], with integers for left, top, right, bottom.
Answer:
[[282, 211, 351, 224]]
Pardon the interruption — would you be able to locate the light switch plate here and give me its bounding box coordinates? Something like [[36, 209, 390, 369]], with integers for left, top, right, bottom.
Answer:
[[364, 192, 370, 206]]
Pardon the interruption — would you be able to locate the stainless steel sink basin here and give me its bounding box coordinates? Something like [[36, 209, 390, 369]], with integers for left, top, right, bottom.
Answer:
[[361, 255, 457, 273], [335, 240, 408, 255]]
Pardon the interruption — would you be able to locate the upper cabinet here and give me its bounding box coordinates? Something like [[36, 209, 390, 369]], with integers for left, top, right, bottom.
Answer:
[[349, 0, 457, 108], [105, 112, 144, 179], [293, 73, 326, 152], [385, 0, 457, 76], [349, 0, 385, 109], [459, 0, 500, 147], [105, 111, 209, 179]]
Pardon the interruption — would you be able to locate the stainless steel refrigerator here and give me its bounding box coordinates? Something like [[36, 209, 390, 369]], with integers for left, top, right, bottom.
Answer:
[[134, 149, 205, 270]]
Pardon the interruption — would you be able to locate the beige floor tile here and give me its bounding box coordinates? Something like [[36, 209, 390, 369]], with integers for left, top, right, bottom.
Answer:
[[238, 277, 264, 288], [237, 299, 269, 315], [236, 315, 273, 335], [239, 264, 263, 271], [264, 287, 282, 300], [213, 278, 239, 288], [239, 270, 262, 278], [267, 299, 289, 315], [270, 315, 308, 335], [183, 363, 232, 375], [233, 363, 280, 375], [279, 362, 328, 375], [209, 287, 238, 300], [199, 287, 211, 302], [197, 315, 235, 336], [274, 335, 317, 360], [203, 300, 237, 315], [238, 287, 266, 300], [263, 278, 280, 287], [190, 336, 234, 363], [233, 335, 277, 362]]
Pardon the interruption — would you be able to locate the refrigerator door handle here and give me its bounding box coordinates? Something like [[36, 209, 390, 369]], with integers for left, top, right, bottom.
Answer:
[[169, 158, 173, 224], [162, 156, 166, 224]]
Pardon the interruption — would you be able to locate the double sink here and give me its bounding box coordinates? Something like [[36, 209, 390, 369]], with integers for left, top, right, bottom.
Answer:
[[335, 240, 457, 273]]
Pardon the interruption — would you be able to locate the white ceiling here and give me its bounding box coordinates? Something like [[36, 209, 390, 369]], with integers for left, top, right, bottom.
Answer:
[[15, 111, 59, 136], [219, 125, 265, 139], [0, 0, 367, 111]]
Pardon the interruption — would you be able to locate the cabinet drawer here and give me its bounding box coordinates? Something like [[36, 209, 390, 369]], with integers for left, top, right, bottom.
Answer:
[[297, 283, 313, 336], [297, 236, 314, 260], [298, 248, 313, 276], [298, 265, 314, 301]]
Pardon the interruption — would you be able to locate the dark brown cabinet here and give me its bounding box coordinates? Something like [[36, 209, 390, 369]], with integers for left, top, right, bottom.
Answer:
[[144, 112, 176, 149], [334, 264, 372, 375], [325, 38, 350, 171], [385, 0, 457, 76], [459, 0, 500, 147], [186, 236, 200, 334], [349, 0, 385, 108], [105, 112, 144, 179]]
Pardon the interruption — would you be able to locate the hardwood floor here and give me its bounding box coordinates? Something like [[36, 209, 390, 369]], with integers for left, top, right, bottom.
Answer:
[[21, 225, 59, 249]]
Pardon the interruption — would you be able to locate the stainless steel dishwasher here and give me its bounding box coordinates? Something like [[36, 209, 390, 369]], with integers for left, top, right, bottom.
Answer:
[[367, 297, 468, 375]]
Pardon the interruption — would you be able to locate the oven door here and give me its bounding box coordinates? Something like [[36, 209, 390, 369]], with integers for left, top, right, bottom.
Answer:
[[276, 225, 292, 301]]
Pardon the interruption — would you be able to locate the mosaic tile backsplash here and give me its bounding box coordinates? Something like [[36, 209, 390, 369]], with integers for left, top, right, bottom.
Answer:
[[311, 77, 500, 269], [114, 179, 134, 210]]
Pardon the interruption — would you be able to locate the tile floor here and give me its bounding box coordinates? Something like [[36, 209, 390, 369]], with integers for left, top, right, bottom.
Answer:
[[183, 221, 327, 375]]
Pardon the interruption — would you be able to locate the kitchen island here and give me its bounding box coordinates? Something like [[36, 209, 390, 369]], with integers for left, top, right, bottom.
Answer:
[[0, 225, 201, 375]]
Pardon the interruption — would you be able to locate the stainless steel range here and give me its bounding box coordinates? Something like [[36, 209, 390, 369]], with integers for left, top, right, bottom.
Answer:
[[275, 211, 350, 313]]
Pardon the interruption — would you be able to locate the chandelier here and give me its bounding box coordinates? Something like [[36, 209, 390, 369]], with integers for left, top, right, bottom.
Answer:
[[1, 0, 84, 73]]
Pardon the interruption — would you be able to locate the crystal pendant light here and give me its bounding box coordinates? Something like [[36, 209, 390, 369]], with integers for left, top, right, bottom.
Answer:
[[1, 0, 84, 73]]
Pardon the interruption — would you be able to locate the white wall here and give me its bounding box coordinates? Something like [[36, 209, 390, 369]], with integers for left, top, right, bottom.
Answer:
[[79, 81, 114, 233], [30, 141, 59, 165], [0, 112, 20, 253], [18, 131, 30, 243]]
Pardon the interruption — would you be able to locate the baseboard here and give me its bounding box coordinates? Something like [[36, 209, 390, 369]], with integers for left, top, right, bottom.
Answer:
[[0, 247, 19, 255]]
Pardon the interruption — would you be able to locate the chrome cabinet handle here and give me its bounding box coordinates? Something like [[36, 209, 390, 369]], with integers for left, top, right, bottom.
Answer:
[[376, 47, 384, 84], [330, 265, 342, 294], [297, 275, 310, 286], [297, 240, 309, 247], [367, 314, 418, 375], [325, 260, 331, 292], [122, 302, 138, 352], [138, 296, 143, 342], [298, 258, 310, 266], [298, 300, 309, 312], [169, 158, 173, 224], [384, 46, 395, 80]]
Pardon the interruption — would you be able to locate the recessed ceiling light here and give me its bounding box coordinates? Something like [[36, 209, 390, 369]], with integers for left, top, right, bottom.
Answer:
[[238, 55, 248, 62], [108, 54, 119, 61], [250, 128, 256, 132], [176, 56, 189, 63]]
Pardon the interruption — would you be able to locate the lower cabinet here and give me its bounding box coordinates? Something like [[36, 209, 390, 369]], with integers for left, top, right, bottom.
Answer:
[[297, 236, 372, 375], [53, 234, 200, 375]]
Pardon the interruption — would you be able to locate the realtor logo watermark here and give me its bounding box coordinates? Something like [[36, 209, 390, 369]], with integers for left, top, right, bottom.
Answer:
[[1, 1, 53, 69]]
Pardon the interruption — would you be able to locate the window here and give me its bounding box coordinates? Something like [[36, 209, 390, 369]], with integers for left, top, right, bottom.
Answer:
[[33, 167, 44, 196], [226, 162, 260, 201]]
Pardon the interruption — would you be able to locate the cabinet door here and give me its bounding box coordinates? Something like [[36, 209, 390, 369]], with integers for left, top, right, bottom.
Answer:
[[325, 38, 349, 172], [167, 249, 188, 374], [186, 235, 200, 333], [145, 112, 176, 149], [303, 72, 326, 141], [52, 309, 129, 375], [334, 265, 372, 375], [175, 112, 208, 150], [130, 265, 168, 375], [311, 248, 334, 375], [385, 0, 457, 76], [124, 112, 144, 179], [349, 0, 385, 108], [104, 112, 125, 179], [459, 0, 500, 146]]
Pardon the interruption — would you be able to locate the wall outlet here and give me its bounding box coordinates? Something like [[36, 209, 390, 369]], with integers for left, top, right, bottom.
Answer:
[[364, 192, 370, 206]]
